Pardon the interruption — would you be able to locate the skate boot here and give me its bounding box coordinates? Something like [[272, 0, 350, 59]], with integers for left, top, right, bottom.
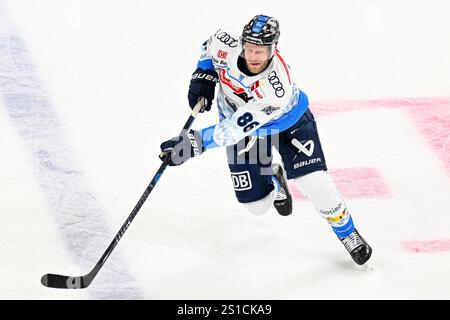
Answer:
[[339, 228, 372, 265], [272, 163, 292, 216]]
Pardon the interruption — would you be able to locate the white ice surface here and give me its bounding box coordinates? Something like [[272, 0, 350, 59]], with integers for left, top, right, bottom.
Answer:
[[0, 0, 449, 299]]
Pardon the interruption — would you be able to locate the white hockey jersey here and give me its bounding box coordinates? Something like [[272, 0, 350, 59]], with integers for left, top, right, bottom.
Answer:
[[197, 29, 308, 149]]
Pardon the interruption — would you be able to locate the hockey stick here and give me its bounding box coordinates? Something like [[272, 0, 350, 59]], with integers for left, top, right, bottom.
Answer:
[[41, 98, 206, 289]]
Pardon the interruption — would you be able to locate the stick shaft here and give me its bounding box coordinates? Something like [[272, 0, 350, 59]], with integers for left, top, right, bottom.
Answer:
[[42, 98, 205, 288]]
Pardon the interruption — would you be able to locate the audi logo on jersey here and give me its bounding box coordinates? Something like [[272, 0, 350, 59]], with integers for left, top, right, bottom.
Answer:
[[268, 71, 285, 98], [215, 30, 239, 48]]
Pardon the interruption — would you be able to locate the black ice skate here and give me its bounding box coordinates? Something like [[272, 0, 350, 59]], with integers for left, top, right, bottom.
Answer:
[[339, 228, 372, 265], [272, 163, 292, 216]]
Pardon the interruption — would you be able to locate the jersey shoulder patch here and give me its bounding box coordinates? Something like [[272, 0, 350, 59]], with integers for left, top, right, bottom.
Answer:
[[211, 29, 240, 49], [209, 29, 241, 67], [209, 29, 240, 68]]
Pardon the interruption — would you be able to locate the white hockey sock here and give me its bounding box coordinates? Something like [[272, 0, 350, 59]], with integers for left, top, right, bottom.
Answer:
[[294, 170, 355, 237]]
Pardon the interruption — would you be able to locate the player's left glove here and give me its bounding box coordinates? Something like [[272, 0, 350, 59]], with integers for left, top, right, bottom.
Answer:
[[188, 68, 219, 112], [160, 129, 204, 166]]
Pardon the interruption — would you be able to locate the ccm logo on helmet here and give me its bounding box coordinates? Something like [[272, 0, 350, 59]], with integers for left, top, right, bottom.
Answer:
[[268, 71, 285, 98]]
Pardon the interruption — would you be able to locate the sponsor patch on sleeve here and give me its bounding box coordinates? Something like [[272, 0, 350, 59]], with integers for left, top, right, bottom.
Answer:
[[250, 80, 266, 100], [260, 106, 280, 115], [217, 50, 228, 59]]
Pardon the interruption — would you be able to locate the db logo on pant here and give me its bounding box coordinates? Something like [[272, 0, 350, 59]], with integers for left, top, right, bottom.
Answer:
[[231, 171, 252, 191]]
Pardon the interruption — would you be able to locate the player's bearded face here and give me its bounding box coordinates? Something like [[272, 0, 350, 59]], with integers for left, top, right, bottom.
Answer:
[[243, 42, 274, 74]]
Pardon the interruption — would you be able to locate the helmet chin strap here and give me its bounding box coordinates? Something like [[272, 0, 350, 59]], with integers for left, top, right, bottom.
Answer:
[[268, 43, 276, 59]]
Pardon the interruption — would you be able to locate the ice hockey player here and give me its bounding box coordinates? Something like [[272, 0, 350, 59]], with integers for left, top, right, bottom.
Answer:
[[160, 15, 372, 265]]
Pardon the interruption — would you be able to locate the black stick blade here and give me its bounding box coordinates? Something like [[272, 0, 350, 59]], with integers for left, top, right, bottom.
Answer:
[[41, 273, 87, 289]]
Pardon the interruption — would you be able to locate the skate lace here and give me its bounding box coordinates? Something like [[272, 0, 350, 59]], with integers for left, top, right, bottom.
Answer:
[[238, 136, 258, 155], [275, 187, 287, 202], [341, 231, 363, 252]]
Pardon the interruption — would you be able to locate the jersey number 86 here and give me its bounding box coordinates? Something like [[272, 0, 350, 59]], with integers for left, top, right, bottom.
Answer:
[[237, 112, 260, 132]]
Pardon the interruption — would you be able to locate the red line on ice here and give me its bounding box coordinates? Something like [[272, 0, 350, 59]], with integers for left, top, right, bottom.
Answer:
[[402, 240, 450, 253], [289, 167, 391, 200], [310, 97, 450, 176], [288, 97, 450, 251], [288, 97, 450, 199]]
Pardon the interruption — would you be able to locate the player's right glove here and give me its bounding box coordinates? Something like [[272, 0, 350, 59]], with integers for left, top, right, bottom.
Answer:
[[188, 68, 219, 112], [159, 129, 204, 166]]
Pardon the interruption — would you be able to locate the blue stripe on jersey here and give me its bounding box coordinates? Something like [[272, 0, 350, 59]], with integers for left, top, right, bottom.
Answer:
[[197, 58, 214, 70], [199, 90, 309, 149], [200, 125, 219, 149], [252, 90, 309, 136]]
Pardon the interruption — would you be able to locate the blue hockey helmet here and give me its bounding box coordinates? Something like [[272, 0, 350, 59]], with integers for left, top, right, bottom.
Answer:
[[241, 15, 280, 46]]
